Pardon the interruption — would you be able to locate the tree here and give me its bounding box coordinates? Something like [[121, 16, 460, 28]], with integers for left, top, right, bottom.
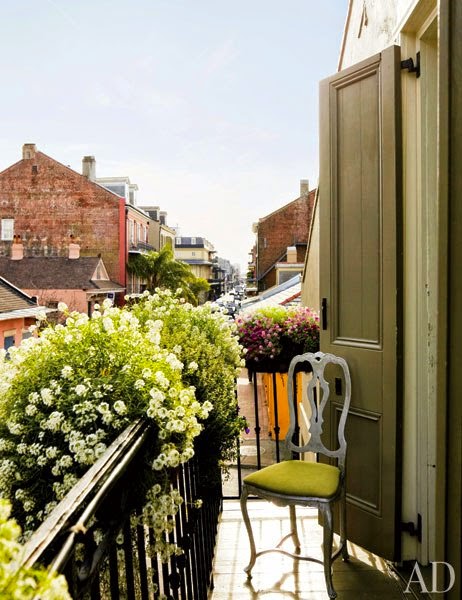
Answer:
[[127, 246, 209, 304], [188, 277, 211, 305]]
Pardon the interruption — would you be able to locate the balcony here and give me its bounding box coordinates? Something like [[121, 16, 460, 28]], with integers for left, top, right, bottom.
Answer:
[[212, 373, 415, 599], [16, 371, 417, 599], [128, 240, 155, 254]]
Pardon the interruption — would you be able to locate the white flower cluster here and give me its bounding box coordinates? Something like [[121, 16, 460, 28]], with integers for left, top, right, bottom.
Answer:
[[0, 296, 212, 560], [141, 487, 185, 562]]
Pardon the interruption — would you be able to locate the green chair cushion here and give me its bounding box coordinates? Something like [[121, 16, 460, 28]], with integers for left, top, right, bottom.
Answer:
[[243, 460, 341, 498]]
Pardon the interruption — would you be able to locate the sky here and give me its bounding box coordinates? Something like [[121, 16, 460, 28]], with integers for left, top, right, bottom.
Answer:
[[0, 0, 348, 272]]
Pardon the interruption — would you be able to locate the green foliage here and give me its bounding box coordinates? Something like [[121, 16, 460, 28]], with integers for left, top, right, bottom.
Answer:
[[188, 277, 211, 304], [128, 246, 212, 305], [0, 299, 211, 559], [130, 291, 246, 485], [0, 499, 71, 599], [0, 289, 246, 574]]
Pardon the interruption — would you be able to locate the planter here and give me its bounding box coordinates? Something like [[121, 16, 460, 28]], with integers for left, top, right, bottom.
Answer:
[[246, 356, 294, 373], [245, 344, 312, 374]]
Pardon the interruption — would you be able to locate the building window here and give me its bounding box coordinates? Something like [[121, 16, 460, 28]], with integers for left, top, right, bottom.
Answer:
[[191, 237, 196, 245], [176, 237, 182, 245], [129, 221, 134, 244], [1, 219, 14, 241]]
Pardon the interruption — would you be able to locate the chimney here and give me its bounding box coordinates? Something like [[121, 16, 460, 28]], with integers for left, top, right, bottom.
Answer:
[[11, 235, 24, 260], [82, 156, 96, 181], [300, 179, 309, 198], [68, 236, 80, 259], [286, 246, 297, 263], [22, 143, 36, 160]]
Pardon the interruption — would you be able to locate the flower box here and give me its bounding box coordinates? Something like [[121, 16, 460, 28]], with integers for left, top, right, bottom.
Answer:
[[236, 306, 320, 373]]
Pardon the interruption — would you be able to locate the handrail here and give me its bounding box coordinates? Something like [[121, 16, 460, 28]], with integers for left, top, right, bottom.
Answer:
[[21, 418, 151, 569], [18, 417, 222, 599]]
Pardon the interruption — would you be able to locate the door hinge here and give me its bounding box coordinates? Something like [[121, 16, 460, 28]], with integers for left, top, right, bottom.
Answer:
[[321, 297, 328, 330], [401, 51, 420, 78], [401, 513, 422, 543]]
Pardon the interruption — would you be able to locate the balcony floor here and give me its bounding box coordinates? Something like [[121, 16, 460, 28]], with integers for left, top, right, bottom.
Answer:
[[210, 500, 407, 600]]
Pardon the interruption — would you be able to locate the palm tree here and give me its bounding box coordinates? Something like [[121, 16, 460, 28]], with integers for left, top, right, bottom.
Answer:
[[127, 246, 209, 304]]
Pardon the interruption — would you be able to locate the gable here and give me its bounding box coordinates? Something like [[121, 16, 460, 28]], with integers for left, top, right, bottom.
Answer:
[[339, 0, 397, 70], [0, 277, 36, 313]]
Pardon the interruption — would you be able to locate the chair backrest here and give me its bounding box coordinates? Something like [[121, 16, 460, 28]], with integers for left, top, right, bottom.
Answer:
[[286, 351, 351, 472]]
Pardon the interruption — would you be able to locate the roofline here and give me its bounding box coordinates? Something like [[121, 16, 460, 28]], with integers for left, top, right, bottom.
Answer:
[[0, 275, 37, 304], [258, 188, 316, 224], [302, 187, 319, 284], [0, 306, 54, 321], [126, 204, 151, 220], [337, 0, 354, 71], [85, 288, 125, 296], [0, 149, 124, 204]]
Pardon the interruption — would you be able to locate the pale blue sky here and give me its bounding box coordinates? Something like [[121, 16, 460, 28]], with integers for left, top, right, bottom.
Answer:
[[0, 0, 347, 270]]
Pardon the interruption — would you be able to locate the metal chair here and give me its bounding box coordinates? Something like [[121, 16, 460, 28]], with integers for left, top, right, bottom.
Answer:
[[240, 351, 351, 599]]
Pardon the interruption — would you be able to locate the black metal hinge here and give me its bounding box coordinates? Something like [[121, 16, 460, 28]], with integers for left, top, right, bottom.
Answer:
[[401, 513, 422, 543], [321, 297, 328, 330], [401, 51, 420, 78]]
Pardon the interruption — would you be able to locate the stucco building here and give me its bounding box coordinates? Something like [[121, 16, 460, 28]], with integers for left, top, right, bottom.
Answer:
[[0, 276, 51, 350], [0, 237, 123, 315]]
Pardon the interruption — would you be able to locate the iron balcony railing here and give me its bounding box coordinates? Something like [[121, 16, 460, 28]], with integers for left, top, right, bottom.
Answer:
[[128, 241, 156, 253], [20, 419, 222, 599]]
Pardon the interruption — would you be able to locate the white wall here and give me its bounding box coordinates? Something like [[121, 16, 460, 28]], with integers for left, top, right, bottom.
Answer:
[[339, 0, 398, 69]]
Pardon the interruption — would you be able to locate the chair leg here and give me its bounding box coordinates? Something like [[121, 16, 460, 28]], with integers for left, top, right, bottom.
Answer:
[[240, 485, 257, 579], [339, 490, 349, 561], [321, 505, 337, 599], [289, 505, 301, 553]]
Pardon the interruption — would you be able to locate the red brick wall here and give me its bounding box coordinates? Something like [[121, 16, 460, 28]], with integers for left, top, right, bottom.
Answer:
[[0, 151, 123, 284], [257, 189, 315, 290]]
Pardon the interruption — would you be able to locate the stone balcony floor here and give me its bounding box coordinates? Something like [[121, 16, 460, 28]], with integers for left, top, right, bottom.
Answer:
[[210, 500, 409, 600]]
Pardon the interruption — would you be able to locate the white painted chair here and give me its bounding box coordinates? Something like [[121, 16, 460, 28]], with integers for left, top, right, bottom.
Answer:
[[240, 351, 351, 599]]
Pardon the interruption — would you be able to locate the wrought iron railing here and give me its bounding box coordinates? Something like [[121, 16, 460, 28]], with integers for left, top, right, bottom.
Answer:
[[20, 419, 222, 599], [223, 366, 310, 499]]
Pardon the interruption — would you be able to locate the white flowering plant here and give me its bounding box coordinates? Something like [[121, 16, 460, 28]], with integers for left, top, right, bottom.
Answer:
[[0, 498, 71, 599], [130, 290, 246, 486], [0, 300, 211, 554]]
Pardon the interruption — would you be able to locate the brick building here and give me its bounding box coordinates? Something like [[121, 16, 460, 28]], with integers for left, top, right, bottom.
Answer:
[[251, 180, 316, 291], [0, 145, 126, 293]]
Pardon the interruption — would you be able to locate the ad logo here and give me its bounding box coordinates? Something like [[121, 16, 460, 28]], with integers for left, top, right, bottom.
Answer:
[[404, 562, 455, 594]]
